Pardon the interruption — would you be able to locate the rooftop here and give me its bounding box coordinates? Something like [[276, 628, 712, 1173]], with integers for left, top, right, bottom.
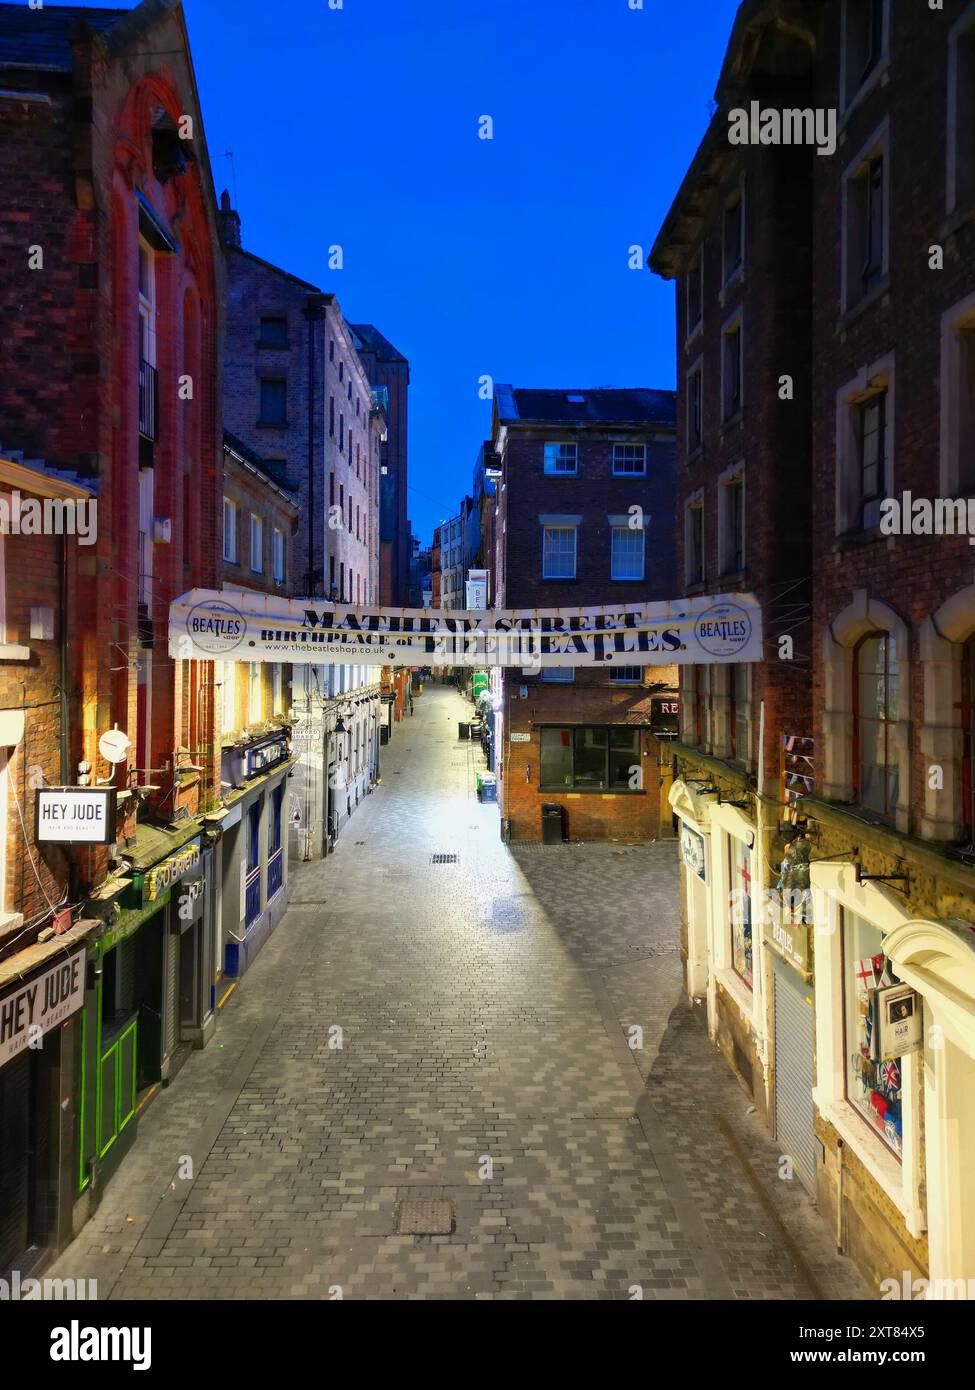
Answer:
[[0, 2, 130, 71], [494, 385, 677, 428]]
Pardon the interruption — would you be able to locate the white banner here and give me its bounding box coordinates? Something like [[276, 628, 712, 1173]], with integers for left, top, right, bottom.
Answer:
[[0, 947, 86, 1070], [169, 588, 763, 668]]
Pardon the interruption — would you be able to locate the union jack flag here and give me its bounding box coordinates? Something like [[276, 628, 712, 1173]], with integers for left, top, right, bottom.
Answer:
[[879, 1059, 901, 1095]]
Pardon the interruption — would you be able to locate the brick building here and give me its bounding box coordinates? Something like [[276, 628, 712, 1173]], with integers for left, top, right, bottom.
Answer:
[[0, 0, 223, 1273], [215, 433, 298, 978], [652, 0, 975, 1298], [490, 386, 678, 843], [218, 194, 384, 859], [349, 324, 410, 607]]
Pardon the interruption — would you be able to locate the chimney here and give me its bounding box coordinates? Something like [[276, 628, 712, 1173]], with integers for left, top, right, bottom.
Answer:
[[217, 189, 241, 248]]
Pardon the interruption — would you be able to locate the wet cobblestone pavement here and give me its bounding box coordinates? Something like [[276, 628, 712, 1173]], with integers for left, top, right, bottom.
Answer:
[[49, 686, 869, 1300]]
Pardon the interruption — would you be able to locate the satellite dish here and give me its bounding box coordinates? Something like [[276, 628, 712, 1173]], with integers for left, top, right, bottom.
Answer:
[[99, 726, 131, 765]]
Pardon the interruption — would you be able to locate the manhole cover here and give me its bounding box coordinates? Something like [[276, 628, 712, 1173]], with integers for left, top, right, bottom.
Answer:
[[431, 853, 459, 864], [397, 1199, 454, 1235]]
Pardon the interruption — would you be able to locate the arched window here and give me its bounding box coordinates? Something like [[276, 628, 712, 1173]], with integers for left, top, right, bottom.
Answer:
[[854, 632, 899, 817]]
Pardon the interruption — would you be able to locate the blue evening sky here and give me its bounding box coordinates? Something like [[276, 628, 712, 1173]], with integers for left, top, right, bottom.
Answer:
[[74, 0, 739, 541]]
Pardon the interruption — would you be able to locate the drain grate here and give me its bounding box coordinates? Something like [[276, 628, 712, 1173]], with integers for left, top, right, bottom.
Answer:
[[397, 1199, 454, 1236], [431, 853, 459, 865]]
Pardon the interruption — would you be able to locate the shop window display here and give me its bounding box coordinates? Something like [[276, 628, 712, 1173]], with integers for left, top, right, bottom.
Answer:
[[843, 909, 903, 1157]]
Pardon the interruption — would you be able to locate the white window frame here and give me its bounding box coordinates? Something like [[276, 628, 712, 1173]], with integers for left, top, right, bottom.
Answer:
[[223, 497, 238, 564], [948, 4, 975, 214], [939, 289, 975, 496], [684, 491, 705, 587], [686, 356, 704, 456], [841, 120, 890, 315], [543, 441, 578, 476], [138, 235, 156, 368], [839, 0, 891, 117], [720, 308, 744, 423], [717, 461, 746, 576], [721, 179, 745, 289], [272, 526, 286, 584], [610, 524, 645, 581], [612, 442, 647, 476], [250, 514, 264, 574], [541, 523, 578, 579], [834, 352, 895, 536], [685, 246, 704, 344]]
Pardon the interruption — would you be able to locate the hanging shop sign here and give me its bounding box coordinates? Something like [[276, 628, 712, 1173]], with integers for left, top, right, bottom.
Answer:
[[878, 985, 922, 1061], [650, 696, 680, 739], [680, 823, 707, 882], [35, 787, 117, 845], [769, 915, 810, 973], [245, 734, 289, 778], [144, 842, 200, 902], [465, 570, 489, 609], [169, 589, 764, 669], [0, 946, 86, 1069]]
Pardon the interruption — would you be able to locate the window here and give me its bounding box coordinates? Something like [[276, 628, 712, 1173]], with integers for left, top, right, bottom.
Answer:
[[722, 315, 743, 421], [541, 666, 575, 683], [259, 316, 287, 348], [729, 836, 753, 989], [259, 378, 287, 426], [539, 726, 641, 791], [222, 497, 238, 563], [220, 660, 237, 734], [940, 292, 975, 495], [339, 414, 345, 453], [842, 0, 888, 107], [949, 7, 975, 212], [843, 128, 888, 310], [722, 190, 744, 283], [612, 443, 646, 476], [611, 525, 644, 581], [248, 662, 262, 724], [609, 666, 642, 685], [686, 249, 703, 337], [687, 361, 703, 454], [250, 514, 264, 573], [856, 389, 888, 530], [854, 631, 899, 818], [719, 466, 745, 574], [272, 527, 286, 584], [543, 442, 578, 476], [329, 339, 335, 362], [837, 357, 894, 535], [138, 237, 156, 367], [542, 525, 577, 579], [329, 396, 335, 437], [685, 494, 705, 586], [339, 361, 344, 383], [842, 909, 902, 1158], [730, 663, 750, 764]]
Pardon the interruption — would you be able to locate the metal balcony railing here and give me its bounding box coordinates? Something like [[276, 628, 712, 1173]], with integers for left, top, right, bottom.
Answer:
[[267, 848, 283, 901], [244, 865, 262, 928], [139, 359, 158, 441]]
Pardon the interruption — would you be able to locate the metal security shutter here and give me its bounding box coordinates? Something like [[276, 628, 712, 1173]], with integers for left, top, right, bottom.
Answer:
[[0, 1054, 31, 1275], [773, 955, 817, 1195], [164, 921, 179, 1058]]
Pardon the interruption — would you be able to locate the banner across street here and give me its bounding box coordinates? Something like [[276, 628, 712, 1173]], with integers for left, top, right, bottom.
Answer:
[[168, 588, 764, 667]]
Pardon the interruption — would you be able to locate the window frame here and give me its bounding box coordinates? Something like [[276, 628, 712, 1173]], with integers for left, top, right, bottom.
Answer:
[[684, 491, 705, 587], [841, 122, 890, 314], [538, 724, 643, 794], [258, 315, 288, 349], [258, 376, 287, 428], [686, 357, 704, 456], [612, 442, 647, 477], [610, 523, 645, 581], [685, 247, 704, 342], [853, 630, 900, 821], [721, 309, 744, 424], [541, 524, 578, 580], [250, 513, 264, 575], [543, 441, 579, 477], [222, 497, 238, 564]]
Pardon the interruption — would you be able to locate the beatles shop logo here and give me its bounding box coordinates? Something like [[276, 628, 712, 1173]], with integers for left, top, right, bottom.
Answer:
[[694, 602, 753, 658], [186, 601, 246, 656]]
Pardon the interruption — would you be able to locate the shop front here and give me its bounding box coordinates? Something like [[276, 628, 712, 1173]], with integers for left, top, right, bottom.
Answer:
[[76, 829, 212, 1209], [0, 930, 91, 1278], [219, 729, 292, 979]]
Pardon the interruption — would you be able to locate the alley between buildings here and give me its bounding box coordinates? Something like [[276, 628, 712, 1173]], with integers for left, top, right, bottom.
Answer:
[[48, 686, 866, 1300]]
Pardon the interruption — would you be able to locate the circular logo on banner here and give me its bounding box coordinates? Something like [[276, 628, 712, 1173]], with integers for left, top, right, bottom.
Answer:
[[694, 602, 753, 658], [186, 600, 247, 655]]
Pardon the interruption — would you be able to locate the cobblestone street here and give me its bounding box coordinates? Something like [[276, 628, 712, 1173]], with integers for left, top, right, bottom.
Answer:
[[49, 686, 867, 1301]]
